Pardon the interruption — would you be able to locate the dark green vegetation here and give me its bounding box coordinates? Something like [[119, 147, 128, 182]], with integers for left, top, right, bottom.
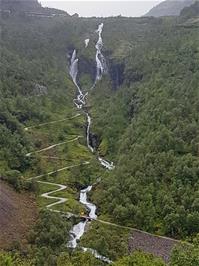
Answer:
[[0, 211, 105, 266], [170, 234, 199, 266], [0, 1, 199, 265], [80, 221, 130, 260], [112, 251, 165, 266], [91, 6, 199, 240]]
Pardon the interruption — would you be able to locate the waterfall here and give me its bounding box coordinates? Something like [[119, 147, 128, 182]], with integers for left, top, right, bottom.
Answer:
[[95, 23, 107, 82], [68, 220, 87, 248], [68, 185, 97, 248], [69, 49, 86, 106], [86, 113, 94, 153], [85, 38, 90, 48], [67, 23, 114, 264], [80, 186, 97, 220]]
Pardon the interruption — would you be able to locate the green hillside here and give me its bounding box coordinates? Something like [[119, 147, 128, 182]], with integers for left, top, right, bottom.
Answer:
[[91, 13, 199, 239], [0, 1, 199, 265]]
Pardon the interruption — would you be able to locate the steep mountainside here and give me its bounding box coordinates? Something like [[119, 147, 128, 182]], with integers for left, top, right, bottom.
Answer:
[[90, 7, 199, 240], [145, 0, 195, 17], [0, 2, 199, 265], [0, 0, 42, 12], [0, 0, 68, 15]]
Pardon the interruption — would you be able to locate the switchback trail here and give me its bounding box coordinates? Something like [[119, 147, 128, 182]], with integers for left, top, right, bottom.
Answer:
[[37, 180, 76, 218], [27, 161, 90, 180], [26, 136, 82, 157], [24, 110, 90, 218], [24, 113, 81, 131], [97, 219, 181, 243], [38, 181, 67, 210]]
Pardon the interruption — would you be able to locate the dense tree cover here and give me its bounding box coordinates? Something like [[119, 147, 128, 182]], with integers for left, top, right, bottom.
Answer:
[[170, 234, 199, 266], [113, 251, 165, 266], [0, 211, 105, 266], [80, 221, 130, 260], [0, 15, 78, 181], [90, 10, 199, 240]]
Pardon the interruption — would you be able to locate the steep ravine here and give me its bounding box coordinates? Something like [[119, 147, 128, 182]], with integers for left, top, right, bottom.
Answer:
[[26, 22, 115, 263], [67, 23, 114, 263]]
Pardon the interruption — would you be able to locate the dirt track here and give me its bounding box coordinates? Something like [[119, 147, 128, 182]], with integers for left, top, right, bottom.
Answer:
[[0, 181, 38, 249]]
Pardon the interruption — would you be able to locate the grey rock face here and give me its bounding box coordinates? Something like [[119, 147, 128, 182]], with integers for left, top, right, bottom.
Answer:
[[145, 0, 195, 17]]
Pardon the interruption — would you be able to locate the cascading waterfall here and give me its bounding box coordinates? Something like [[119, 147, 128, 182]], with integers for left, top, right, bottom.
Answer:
[[98, 157, 115, 170], [69, 50, 78, 86], [86, 113, 94, 153], [69, 49, 86, 108], [82, 247, 112, 264], [95, 23, 107, 82], [85, 38, 90, 48], [67, 23, 114, 264], [80, 186, 97, 220], [68, 185, 113, 264], [68, 185, 97, 249], [68, 219, 87, 248]]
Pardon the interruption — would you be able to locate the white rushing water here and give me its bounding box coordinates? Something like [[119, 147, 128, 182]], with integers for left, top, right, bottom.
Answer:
[[68, 220, 87, 248], [85, 38, 90, 48], [95, 23, 107, 82], [68, 185, 97, 248], [86, 113, 94, 153], [82, 247, 112, 264], [68, 48, 95, 250], [80, 186, 97, 220], [69, 49, 86, 108], [68, 23, 114, 263], [98, 157, 115, 170]]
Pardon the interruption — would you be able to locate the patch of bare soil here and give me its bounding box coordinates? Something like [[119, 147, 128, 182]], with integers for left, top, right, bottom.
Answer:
[[0, 181, 38, 249], [129, 229, 180, 263]]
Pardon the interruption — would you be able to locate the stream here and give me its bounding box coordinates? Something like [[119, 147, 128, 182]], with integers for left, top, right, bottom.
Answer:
[[68, 186, 96, 249], [67, 23, 114, 263]]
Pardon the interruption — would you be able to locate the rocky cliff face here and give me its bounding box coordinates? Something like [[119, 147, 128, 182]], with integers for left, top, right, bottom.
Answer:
[[145, 0, 195, 17], [109, 62, 125, 90]]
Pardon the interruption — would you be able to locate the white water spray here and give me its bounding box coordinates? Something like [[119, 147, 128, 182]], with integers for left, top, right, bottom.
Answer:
[[95, 23, 107, 82], [85, 38, 90, 48], [68, 24, 114, 263], [82, 247, 112, 264], [68, 185, 97, 248], [80, 186, 97, 220], [69, 49, 87, 107], [86, 113, 94, 153], [98, 157, 115, 170]]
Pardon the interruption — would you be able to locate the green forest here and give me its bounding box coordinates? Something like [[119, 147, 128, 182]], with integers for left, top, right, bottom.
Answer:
[[0, 1, 199, 265]]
